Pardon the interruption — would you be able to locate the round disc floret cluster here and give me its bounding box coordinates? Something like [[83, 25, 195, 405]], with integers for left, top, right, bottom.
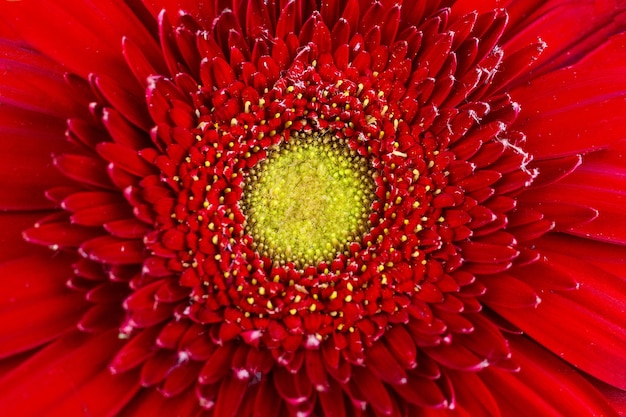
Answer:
[[241, 132, 376, 268]]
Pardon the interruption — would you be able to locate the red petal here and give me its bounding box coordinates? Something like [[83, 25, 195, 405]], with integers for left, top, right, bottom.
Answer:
[[273, 366, 312, 405], [351, 365, 394, 415], [1, 0, 156, 89], [451, 371, 501, 416], [483, 336, 620, 417], [365, 340, 408, 385], [62, 191, 125, 212], [139, 349, 179, 387], [198, 344, 236, 385], [319, 379, 346, 417], [143, 0, 218, 27], [214, 373, 248, 417], [394, 373, 448, 408], [254, 374, 282, 417], [590, 379, 626, 416], [94, 75, 152, 131], [23, 221, 102, 249], [0, 41, 84, 116], [503, 1, 626, 78], [48, 367, 140, 417], [521, 201, 597, 231], [71, 204, 134, 227], [383, 324, 417, 369], [480, 273, 541, 308], [82, 236, 145, 265], [424, 342, 488, 372], [458, 241, 519, 264], [97, 142, 158, 177], [0, 254, 88, 357], [156, 319, 192, 350], [454, 313, 511, 364], [534, 233, 626, 279], [522, 156, 626, 245], [103, 107, 153, 149], [119, 387, 201, 416], [0, 330, 128, 415], [510, 256, 577, 291], [122, 36, 166, 88], [305, 349, 329, 391], [0, 111, 73, 210], [160, 359, 199, 397], [527, 155, 581, 188], [78, 304, 125, 332], [0, 213, 50, 262], [54, 154, 115, 190], [495, 251, 626, 389], [110, 327, 160, 374], [512, 32, 626, 158], [104, 218, 151, 239], [489, 39, 545, 93]]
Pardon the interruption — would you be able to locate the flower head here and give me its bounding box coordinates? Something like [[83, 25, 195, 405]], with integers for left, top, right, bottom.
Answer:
[[1, 1, 625, 416]]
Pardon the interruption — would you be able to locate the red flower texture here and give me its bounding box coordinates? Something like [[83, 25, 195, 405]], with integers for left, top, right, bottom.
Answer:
[[1, 0, 626, 415]]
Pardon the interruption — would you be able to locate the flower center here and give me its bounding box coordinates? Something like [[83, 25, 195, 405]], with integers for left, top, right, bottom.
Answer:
[[241, 132, 376, 267]]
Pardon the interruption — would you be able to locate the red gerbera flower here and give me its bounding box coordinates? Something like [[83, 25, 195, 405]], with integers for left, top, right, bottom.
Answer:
[[1, 0, 625, 416]]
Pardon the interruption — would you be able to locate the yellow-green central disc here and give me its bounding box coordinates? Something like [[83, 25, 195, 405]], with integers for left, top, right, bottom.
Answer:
[[242, 133, 376, 267]]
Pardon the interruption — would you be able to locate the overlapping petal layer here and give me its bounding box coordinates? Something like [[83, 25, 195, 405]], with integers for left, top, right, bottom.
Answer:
[[0, 0, 625, 416]]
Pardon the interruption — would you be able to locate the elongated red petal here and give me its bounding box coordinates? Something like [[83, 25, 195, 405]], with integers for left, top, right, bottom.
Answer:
[[513, 32, 626, 158], [494, 252, 626, 389], [0, 330, 131, 415]]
